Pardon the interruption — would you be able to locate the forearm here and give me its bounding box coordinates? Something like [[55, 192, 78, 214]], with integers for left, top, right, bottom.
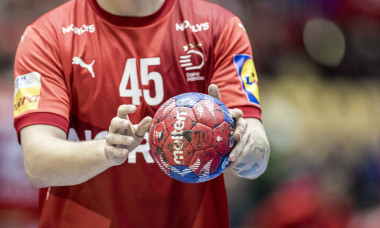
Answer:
[[21, 125, 112, 188], [230, 118, 270, 179]]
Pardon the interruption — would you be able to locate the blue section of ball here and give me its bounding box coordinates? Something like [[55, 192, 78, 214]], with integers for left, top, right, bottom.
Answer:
[[169, 154, 231, 184], [170, 165, 200, 183], [172, 92, 235, 128], [218, 102, 235, 128], [207, 94, 235, 128], [174, 92, 203, 108]]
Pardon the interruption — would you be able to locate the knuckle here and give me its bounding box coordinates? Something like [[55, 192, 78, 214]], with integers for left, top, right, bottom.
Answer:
[[105, 135, 111, 144], [115, 148, 128, 157], [123, 120, 130, 128], [109, 119, 119, 132], [105, 134, 114, 145], [108, 145, 116, 153], [105, 145, 124, 158], [117, 105, 126, 113], [114, 135, 125, 146], [237, 125, 244, 132], [116, 135, 125, 145], [238, 118, 247, 125], [111, 117, 120, 126], [104, 144, 113, 158]]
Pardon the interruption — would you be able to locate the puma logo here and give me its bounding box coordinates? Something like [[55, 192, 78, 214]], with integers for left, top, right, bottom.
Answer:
[[72, 57, 95, 78]]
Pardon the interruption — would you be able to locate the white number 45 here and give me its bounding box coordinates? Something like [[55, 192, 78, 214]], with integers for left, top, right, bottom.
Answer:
[[119, 57, 164, 106]]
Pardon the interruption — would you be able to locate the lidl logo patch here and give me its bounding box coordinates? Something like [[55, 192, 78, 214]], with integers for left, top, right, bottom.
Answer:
[[233, 54, 260, 106], [14, 72, 41, 116]]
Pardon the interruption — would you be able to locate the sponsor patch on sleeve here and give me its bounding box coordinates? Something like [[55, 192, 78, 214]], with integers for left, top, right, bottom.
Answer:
[[233, 54, 260, 106], [14, 72, 41, 117]]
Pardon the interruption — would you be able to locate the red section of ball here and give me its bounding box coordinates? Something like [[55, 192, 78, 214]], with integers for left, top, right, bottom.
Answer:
[[189, 123, 213, 151], [193, 100, 224, 128], [150, 121, 168, 148], [160, 106, 196, 166], [167, 106, 197, 130], [213, 121, 234, 156], [189, 148, 222, 175], [153, 98, 176, 124], [162, 136, 194, 166], [152, 150, 170, 175]]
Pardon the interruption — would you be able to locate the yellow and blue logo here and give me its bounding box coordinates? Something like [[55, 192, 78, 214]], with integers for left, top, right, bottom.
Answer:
[[233, 54, 260, 106], [14, 72, 41, 117]]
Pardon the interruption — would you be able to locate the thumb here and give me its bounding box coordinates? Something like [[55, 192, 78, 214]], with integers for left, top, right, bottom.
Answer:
[[208, 84, 221, 101]]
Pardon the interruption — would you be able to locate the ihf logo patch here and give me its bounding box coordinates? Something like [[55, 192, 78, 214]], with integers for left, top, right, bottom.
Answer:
[[233, 54, 260, 106]]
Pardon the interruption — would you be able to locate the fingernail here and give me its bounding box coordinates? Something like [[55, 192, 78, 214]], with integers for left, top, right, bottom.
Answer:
[[229, 153, 236, 161], [129, 105, 137, 112], [126, 136, 134, 144]]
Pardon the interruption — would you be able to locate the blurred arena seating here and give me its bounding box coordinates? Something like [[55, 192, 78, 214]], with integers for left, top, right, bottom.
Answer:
[[1, 0, 379, 227]]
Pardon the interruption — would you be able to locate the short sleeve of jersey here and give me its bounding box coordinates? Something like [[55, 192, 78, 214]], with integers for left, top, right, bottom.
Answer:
[[211, 16, 261, 120], [14, 25, 70, 136]]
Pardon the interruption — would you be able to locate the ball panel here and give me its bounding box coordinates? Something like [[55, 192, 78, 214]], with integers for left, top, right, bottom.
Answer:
[[152, 152, 171, 175], [153, 98, 176, 124], [174, 92, 203, 108], [190, 148, 222, 176], [149, 121, 169, 148], [167, 106, 197, 130], [210, 98, 235, 128], [213, 121, 235, 156], [220, 104, 235, 128], [169, 165, 199, 183], [212, 154, 231, 177], [193, 100, 224, 128], [162, 136, 194, 166], [189, 123, 214, 151]]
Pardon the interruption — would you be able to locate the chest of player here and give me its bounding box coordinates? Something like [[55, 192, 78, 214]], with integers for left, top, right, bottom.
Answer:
[[60, 21, 214, 121]]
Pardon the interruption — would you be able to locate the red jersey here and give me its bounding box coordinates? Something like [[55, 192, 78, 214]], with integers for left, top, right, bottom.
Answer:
[[13, 0, 261, 227]]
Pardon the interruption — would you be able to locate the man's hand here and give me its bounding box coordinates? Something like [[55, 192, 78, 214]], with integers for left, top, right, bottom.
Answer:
[[105, 105, 152, 166], [229, 118, 270, 179], [208, 84, 270, 179]]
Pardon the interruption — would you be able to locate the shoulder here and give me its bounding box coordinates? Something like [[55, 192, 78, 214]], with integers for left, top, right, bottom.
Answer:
[[173, 0, 239, 40], [176, 0, 236, 25], [178, 0, 235, 16], [29, 0, 84, 34], [15, 0, 85, 69]]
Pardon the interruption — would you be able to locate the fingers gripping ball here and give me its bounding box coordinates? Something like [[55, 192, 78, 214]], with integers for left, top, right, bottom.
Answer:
[[149, 92, 235, 183]]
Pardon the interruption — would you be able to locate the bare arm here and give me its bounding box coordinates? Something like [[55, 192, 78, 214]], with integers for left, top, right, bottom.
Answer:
[[20, 125, 110, 188], [20, 105, 152, 188]]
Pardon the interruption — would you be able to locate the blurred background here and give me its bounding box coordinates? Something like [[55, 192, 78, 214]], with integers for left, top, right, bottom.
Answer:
[[0, 0, 379, 227]]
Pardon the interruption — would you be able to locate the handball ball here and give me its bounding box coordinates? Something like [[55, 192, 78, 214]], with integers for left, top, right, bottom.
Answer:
[[149, 92, 235, 183]]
